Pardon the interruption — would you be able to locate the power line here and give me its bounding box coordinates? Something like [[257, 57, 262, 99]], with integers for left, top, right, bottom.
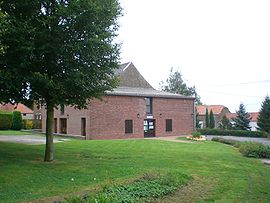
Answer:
[[199, 80, 270, 87]]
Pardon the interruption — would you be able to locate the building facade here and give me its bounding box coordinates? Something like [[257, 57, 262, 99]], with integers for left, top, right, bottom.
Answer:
[[42, 62, 195, 139], [196, 105, 230, 128]]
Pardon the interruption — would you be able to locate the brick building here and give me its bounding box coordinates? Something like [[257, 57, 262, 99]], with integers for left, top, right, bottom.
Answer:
[[196, 105, 231, 128], [42, 62, 195, 139]]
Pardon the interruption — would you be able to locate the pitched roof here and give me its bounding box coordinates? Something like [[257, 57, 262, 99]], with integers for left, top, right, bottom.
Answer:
[[196, 105, 229, 115], [227, 112, 259, 122], [0, 103, 33, 114], [110, 62, 195, 100]]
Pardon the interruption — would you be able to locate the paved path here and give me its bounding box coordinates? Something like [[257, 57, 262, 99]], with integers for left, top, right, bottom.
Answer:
[[0, 135, 70, 145], [206, 135, 270, 146]]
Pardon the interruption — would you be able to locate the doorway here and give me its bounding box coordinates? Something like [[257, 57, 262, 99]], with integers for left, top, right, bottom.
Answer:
[[60, 118, 67, 134], [54, 118, 57, 133], [144, 119, 155, 137], [81, 118, 86, 137]]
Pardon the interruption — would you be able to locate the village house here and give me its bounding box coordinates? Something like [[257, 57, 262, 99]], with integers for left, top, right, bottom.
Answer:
[[0, 103, 33, 120], [226, 112, 259, 131], [42, 62, 195, 139], [196, 105, 231, 128]]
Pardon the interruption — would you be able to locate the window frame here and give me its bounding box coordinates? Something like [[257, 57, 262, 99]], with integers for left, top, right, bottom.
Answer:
[[125, 120, 133, 134], [146, 97, 153, 115], [165, 119, 172, 132]]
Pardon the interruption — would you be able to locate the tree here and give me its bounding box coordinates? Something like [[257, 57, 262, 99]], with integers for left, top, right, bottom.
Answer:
[[0, 1, 122, 161], [257, 96, 270, 134], [232, 103, 251, 130], [209, 109, 215, 129], [219, 115, 232, 130], [205, 108, 209, 128], [160, 68, 202, 105]]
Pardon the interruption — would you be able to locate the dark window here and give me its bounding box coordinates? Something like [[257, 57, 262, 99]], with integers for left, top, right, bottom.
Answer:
[[146, 97, 152, 115], [60, 104, 65, 115], [23, 113, 26, 116], [125, 120, 133, 134], [166, 119, 172, 132]]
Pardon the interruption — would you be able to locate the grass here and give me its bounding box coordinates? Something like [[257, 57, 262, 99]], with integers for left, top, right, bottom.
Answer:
[[0, 139, 270, 202], [0, 130, 37, 135]]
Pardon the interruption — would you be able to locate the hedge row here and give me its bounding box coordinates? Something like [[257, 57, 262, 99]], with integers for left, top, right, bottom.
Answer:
[[198, 128, 268, 138], [0, 112, 13, 130], [212, 137, 270, 159], [0, 111, 22, 130]]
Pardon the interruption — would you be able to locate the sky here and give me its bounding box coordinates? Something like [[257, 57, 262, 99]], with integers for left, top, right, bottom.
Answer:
[[117, 0, 270, 113]]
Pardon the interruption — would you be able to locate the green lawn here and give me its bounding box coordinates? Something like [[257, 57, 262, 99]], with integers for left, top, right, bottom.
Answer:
[[0, 130, 37, 135], [0, 139, 270, 202]]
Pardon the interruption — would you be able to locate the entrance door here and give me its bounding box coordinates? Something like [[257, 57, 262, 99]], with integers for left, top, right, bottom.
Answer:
[[54, 118, 57, 133], [60, 118, 67, 134], [81, 118, 86, 136], [144, 119, 155, 137]]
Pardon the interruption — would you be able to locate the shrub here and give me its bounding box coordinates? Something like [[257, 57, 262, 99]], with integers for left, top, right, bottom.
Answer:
[[0, 112, 13, 130], [25, 119, 33, 129], [198, 128, 267, 138], [11, 111, 22, 130], [211, 137, 241, 148], [192, 131, 201, 138], [239, 142, 270, 159]]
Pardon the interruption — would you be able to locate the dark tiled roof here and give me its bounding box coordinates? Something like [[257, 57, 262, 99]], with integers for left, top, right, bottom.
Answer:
[[106, 86, 194, 99]]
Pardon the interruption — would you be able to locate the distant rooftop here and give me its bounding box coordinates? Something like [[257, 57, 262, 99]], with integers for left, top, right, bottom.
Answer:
[[196, 105, 229, 115]]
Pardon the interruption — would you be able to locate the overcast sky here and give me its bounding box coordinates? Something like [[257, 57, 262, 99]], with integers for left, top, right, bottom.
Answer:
[[117, 0, 270, 113]]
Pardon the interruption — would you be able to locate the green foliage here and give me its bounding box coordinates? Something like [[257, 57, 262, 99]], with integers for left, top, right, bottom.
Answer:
[[209, 109, 215, 129], [192, 131, 201, 138], [160, 68, 202, 105], [205, 108, 209, 128], [211, 137, 241, 148], [198, 128, 267, 138], [11, 111, 22, 130], [0, 0, 122, 160], [23, 119, 33, 130], [219, 115, 232, 130], [239, 142, 270, 159], [0, 112, 12, 130], [257, 95, 270, 133], [63, 172, 190, 203], [232, 103, 251, 130]]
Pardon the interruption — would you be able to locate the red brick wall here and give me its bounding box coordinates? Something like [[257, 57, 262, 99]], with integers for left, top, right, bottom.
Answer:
[[153, 98, 194, 137], [42, 95, 194, 139]]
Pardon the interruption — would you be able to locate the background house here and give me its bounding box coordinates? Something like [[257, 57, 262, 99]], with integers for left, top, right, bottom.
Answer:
[[196, 105, 231, 128], [0, 103, 33, 120], [226, 112, 259, 131], [42, 62, 195, 139]]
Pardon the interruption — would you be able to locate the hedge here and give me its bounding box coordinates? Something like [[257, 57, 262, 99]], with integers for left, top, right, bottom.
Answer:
[[198, 128, 267, 138], [11, 111, 22, 130], [0, 112, 13, 130], [212, 137, 270, 159]]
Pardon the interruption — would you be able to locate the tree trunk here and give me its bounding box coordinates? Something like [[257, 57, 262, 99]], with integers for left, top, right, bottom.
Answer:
[[44, 100, 54, 162]]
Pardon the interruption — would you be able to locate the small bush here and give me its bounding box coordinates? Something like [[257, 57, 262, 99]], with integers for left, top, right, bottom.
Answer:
[[23, 119, 33, 129], [0, 112, 13, 130], [198, 128, 267, 138], [239, 142, 270, 159], [192, 131, 201, 138], [11, 111, 22, 130]]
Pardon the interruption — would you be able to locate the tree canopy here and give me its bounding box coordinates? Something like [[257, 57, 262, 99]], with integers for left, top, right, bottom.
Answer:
[[257, 95, 270, 133], [0, 0, 122, 161], [232, 103, 251, 130], [160, 68, 202, 105], [209, 109, 215, 129]]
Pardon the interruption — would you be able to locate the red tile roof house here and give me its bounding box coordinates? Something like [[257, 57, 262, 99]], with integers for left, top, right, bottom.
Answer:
[[196, 105, 231, 128], [41, 62, 195, 140], [226, 112, 259, 131], [0, 103, 34, 120]]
